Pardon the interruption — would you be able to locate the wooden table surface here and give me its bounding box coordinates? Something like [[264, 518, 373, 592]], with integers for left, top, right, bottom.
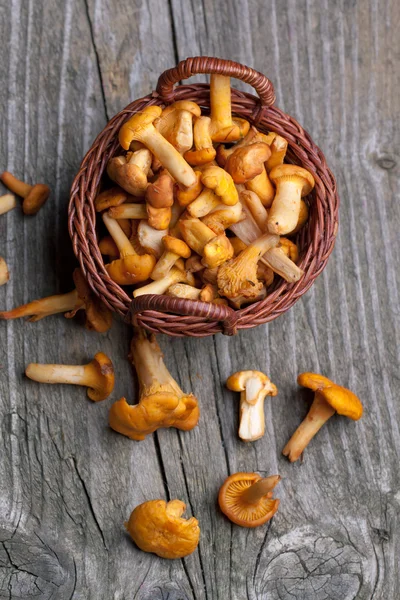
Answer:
[[0, 1, 399, 598]]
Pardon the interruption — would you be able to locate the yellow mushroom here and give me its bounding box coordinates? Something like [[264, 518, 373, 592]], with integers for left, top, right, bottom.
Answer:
[[133, 266, 195, 298], [0, 171, 50, 215], [200, 165, 238, 206], [0, 257, 9, 286], [184, 116, 216, 165], [107, 149, 152, 196], [266, 135, 288, 172], [268, 165, 315, 235], [225, 143, 271, 184], [151, 235, 192, 280], [0, 194, 17, 216], [156, 100, 201, 154], [209, 74, 250, 142], [179, 217, 234, 268]]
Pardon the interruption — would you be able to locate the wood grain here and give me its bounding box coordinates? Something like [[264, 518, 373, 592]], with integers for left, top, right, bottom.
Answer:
[[0, 0, 399, 598]]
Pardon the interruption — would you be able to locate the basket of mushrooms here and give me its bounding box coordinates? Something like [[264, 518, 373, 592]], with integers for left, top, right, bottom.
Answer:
[[68, 57, 339, 337]]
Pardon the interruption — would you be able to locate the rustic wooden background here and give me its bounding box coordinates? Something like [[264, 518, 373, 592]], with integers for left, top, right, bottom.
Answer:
[[0, 0, 399, 598]]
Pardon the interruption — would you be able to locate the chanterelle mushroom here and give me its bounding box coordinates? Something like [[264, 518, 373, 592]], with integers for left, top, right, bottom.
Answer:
[[0, 257, 9, 286], [118, 106, 197, 188], [184, 116, 216, 165], [180, 217, 234, 268], [209, 74, 250, 142], [156, 100, 201, 154], [268, 165, 315, 235], [225, 143, 271, 184], [217, 232, 279, 300], [218, 473, 280, 527], [95, 186, 129, 212], [0, 171, 50, 215], [109, 329, 199, 440], [0, 268, 112, 332], [107, 149, 152, 196], [226, 371, 278, 441], [282, 372, 363, 462], [25, 352, 115, 401], [125, 499, 200, 559], [151, 235, 191, 280], [133, 265, 194, 297], [0, 194, 17, 216], [200, 165, 239, 206]]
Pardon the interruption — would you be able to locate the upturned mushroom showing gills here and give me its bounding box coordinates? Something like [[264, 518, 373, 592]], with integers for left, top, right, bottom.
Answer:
[[0, 171, 50, 215], [25, 352, 115, 402], [109, 329, 199, 440], [218, 473, 280, 527], [226, 370, 278, 441], [125, 499, 200, 559], [267, 165, 315, 235], [282, 372, 363, 462], [217, 232, 279, 301], [118, 106, 197, 188], [103, 212, 155, 285], [0, 268, 112, 332]]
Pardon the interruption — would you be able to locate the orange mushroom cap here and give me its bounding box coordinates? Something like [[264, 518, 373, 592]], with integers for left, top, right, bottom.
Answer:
[[218, 472, 280, 528]]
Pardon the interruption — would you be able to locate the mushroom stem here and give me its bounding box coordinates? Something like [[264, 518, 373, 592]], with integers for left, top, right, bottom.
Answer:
[[103, 212, 136, 257], [282, 392, 336, 462], [241, 190, 269, 231], [0, 289, 82, 321], [130, 328, 183, 395], [241, 475, 281, 504], [260, 247, 303, 283], [108, 204, 148, 219], [210, 74, 233, 132], [26, 363, 97, 387], [0, 257, 9, 286], [268, 179, 302, 233], [0, 172, 31, 197], [0, 194, 17, 216], [133, 267, 193, 297], [139, 128, 196, 188]]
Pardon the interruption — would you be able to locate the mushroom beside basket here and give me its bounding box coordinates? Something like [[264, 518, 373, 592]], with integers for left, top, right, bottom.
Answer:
[[68, 57, 339, 338]]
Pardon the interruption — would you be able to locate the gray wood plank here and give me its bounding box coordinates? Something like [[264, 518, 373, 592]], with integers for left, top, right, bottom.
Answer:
[[0, 0, 399, 598]]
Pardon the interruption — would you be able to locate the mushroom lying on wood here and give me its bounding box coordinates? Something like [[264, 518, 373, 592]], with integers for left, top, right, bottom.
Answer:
[[26, 352, 115, 401], [226, 370, 278, 441], [0, 171, 50, 215], [282, 372, 363, 462], [0, 257, 9, 286], [125, 499, 200, 559], [0, 194, 17, 216], [0, 268, 112, 332], [109, 329, 199, 440], [218, 473, 280, 527], [119, 106, 197, 187], [268, 165, 314, 235]]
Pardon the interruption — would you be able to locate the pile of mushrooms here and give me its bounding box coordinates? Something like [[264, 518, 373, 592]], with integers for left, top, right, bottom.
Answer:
[[96, 74, 314, 307]]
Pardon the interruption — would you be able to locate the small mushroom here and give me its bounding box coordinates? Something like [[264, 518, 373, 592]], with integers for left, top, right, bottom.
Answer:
[[136, 220, 168, 258], [226, 370, 278, 441], [0, 171, 50, 215], [108, 204, 148, 219], [25, 352, 115, 401], [217, 232, 279, 301], [0, 268, 112, 332], [180, 217, 234, 268], [209, 74, 250, 142], [146, 204, 172, 230], [133, 266, 195, 297], [109, 329, 199, 439], [282, 372, 363, 462], [266, 135, 288, 173], [218, 473, 280, 527], [119, 106, 197, 187], [95, 186, 129, 212], [201, 201, 243, 235], [216, 127, 276, 166], [145, 169, 174, 208], [187, 188, 220, 218], [200, 165, 239, 206], [0, 194, 17, 216], [225, 143, 271, 184], [156, 101, 201, 154], [107, 149, 152, 196], [125, 499, 200, 559], [176, 171, 203, 206], [240, 190, 268, 231], [268, 165, 315, 235], [184, 116, 216, 165], [151, 235, 191, 280], [0, 257, 9, 286]]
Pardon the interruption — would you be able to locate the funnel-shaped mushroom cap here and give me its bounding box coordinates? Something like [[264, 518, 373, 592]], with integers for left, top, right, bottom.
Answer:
[[218, 472, 280, 528], [119, 106, 163, 150], [226, 370, 278, 401], [297, 372, 363, 420], [125, 499, 200, 559], [269, 165, 315, 196]]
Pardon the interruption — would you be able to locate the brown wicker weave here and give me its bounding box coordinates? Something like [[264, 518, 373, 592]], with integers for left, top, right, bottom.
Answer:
[[68, 57, 339, 337]]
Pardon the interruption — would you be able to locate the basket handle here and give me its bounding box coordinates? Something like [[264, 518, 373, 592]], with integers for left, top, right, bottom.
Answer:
[[156, 56, 275, 107], [128, 295, 239, 336]]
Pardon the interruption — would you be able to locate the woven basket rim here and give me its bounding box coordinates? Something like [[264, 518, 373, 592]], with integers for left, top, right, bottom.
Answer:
[[68, 57, 339, 337]]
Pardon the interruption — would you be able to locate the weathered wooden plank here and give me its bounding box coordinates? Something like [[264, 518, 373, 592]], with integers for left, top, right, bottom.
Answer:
[[0, 0, 399, 598]]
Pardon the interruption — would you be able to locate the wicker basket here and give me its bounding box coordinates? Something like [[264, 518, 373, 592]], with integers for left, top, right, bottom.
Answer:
[[68, 57, 339, 337]]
